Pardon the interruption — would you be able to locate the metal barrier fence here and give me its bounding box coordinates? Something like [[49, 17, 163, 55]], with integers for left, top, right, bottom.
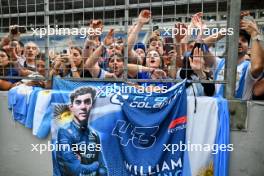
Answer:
[[0, 0, 264, 98]]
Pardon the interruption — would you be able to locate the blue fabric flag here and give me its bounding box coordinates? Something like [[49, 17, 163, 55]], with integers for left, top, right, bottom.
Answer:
[[51, 78, 187, 176]]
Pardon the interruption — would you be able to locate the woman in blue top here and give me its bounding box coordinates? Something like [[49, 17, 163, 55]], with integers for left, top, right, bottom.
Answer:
[[134, 48, 173, 89]]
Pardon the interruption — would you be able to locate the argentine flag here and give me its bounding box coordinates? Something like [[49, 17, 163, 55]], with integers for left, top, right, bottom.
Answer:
[[183, 96, 230, 176]]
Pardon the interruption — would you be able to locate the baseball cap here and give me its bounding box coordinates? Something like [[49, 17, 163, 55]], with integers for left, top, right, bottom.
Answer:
[[134, 42, 146, 52]]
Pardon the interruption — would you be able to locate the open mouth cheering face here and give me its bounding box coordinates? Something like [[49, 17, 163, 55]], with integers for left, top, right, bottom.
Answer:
[[146, 50, 161, 69]]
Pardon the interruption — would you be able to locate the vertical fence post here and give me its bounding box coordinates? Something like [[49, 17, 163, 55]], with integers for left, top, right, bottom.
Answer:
[[44, 0, 50, 78], [0, 3, 3, 33], [123, 0, 129, 81], [224, 0, 241, 99]]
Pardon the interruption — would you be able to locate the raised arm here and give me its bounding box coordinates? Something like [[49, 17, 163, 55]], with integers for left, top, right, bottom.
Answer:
[[174, 22, 188, 56], [82, 20, 103, 61], [241, 19, 264, 78], [127, 63, 166, 79], [127, 10, 150, 64], [127, 10, 151, 52], [189, 47, 207, 79], [190, 12, 205, 41], [203, 32, 226, 48], [85, 29, 114, 78]]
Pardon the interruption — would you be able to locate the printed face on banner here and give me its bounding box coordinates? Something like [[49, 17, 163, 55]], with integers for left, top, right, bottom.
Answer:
[[69, 93, 93, 121], [52, 86, 108, 176]]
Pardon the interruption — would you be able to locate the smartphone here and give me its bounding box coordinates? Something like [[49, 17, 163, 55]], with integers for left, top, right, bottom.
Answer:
[[60, 55, 70, 65], [62, 49, 68, 54], [243, 15, 254, 22], [164, 37, 174, 53]]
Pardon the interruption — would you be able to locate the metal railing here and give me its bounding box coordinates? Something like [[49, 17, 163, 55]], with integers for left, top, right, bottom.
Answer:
[[0, 0, 263, 99]]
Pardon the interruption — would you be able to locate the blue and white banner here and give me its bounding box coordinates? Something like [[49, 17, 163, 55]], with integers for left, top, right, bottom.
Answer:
[[51, 78, 187, 176], [7, 78, 230, 176]]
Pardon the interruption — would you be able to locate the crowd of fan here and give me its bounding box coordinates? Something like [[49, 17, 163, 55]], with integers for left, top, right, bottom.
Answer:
[[0, 10, 263, 100]]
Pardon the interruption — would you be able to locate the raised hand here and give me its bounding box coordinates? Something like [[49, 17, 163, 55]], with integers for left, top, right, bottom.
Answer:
[[103, 28, 115, 46], [152, 69, 167, 79], [89, 19, 103, 38], [240, 11, 250, 19], [174, 23, 188, 42], [191, 12, 206, 30], [90, 19, 103, 29], [191, 12, 203, 27], [9, 25, 21, 40], [240, 19, 260, 37], [189, 47, 205, 72], [138, 10, 151, 24]]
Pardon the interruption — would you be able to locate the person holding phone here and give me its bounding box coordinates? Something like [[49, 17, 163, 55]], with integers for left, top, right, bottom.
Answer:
[[213, 13, 264, 99], [51, 46, 88, 78]]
